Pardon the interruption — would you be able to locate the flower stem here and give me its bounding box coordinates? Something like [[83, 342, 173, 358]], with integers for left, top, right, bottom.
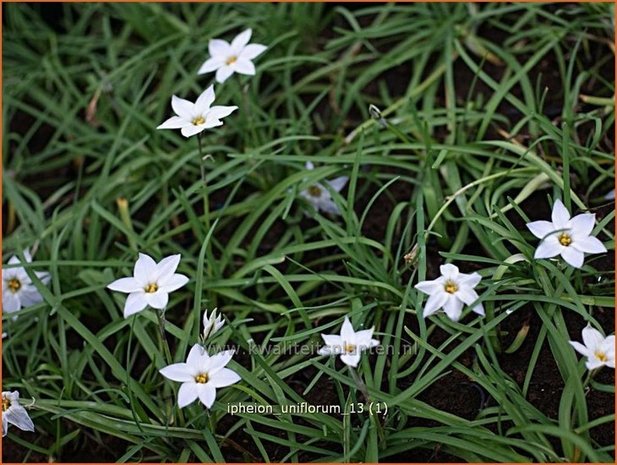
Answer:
[[348, 366, 369, 401], [197, 134, 211, 233], [348, 366, 385, 444], [156, 308, 173, 366], [207, 409, 216, 432]]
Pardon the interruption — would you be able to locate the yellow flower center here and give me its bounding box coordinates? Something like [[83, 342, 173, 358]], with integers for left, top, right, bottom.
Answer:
[[444, 280, 458, 294], [343, 343, 356, 354], [308, 185, 322, 197], [226, 55, 238, 65], [144, 283, 158, 293], [558, 232, 572, 246], [192, 116, 205, 126], [7, 278, 21, 293], [195, 372, 209, 384], [2, 396, 9, 412], [595, 351, 608, 363]]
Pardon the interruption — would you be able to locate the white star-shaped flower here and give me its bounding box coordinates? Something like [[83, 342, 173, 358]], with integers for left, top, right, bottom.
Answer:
[[159, 345, 241, 408], [569, 325, 615, 371], [2, 391, 34, 437], [414, 264, 484, 322], [157, 85, 237, 138], [526, 199, 607, 268], [318, 316, 379, 367], [300, 161, 348, 215], [107, 253, 189, 318], [198, 29, 267, 84], [202, 308, 225, 341], [2, 249, 50, 317]]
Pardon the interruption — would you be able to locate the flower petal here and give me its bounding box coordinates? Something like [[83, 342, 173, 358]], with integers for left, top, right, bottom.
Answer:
[[340, 352, 361, 367], [158, 274, 189, 293], [414, 278, 443, 295], [443, 296, 464, 321], [209, 367, 241, 388], [215, 66, 235, 84], [195, 86, 216, 114], [157, 116, 187, 130], [326, 176, 348, 193], [240, 43, 267, 60], [318, 346, 333, 355], [208, 349, 235, 374], [321, 334, 343, 350], [159, 363, 194, 383], [231, 58, 256, 76], [154, 255, 181, 281], [171, 95, 194, 119], [19, 289, 44, 308], [181, 124, 206, 138], [209, 38, 231, 58], [354, 328, 376, 349], [471, 303, 485, 317], [582, 326, 605, 351], [187, 344, 208, 366], [107, 277, 141, 293], [231, 29, 252, 52], [586, 358, 605, 371], [134, 254, 157, 283], [207, 105, 238, 121], [439, 264, 459, 280], [35, 271, 51, 285], [458, 272, 482, 288], [318, 199, 342, 216], [601, 335, 615, 357], [123, 292, 148, 318], [21, 250, 33, 263], [198, 57, 224, 75], [572, 236, 607, 254], [526, 220, 556, 239], [456, 287, 479, 306], [177, 382, 199, 408], [197, 383, 217, 408], [5, 405, 34, 433], [569, 340, 591, 357], [340, 317, 355, 342], [422, 291, 448, 318], [560, 247, 584, 268], [534, 236, 562, 259], [144, 291, 169, 309], [551, 199, 570, 229], [569, 212, 596, 237], [3, 293, 21, 313], [203, 119, 224, 130]]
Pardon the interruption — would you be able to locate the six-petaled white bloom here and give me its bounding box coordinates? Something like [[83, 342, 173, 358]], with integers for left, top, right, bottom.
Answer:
[[526, 199, 607, 268], [318, 316, 379, 368], [2, 391, 34, 437], [569, 325, 615, 370], [198, 29, 267, 84], [107, 253, 189, 318], [157, 85, 237, 138], [159, 345, 241, 408], [300, 161, 348, 216], [415, 264, 484, 322], [2, 250, 50, 316], [202, 308, 225, 341]]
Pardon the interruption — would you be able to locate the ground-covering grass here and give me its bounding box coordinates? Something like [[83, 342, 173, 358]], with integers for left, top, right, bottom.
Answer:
[[2, 2, 615, 463]]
